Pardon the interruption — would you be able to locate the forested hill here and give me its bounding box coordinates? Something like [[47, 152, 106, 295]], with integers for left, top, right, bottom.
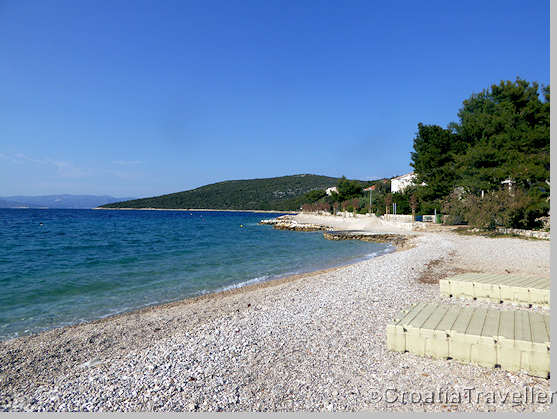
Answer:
[[100, 174, 360, 211]]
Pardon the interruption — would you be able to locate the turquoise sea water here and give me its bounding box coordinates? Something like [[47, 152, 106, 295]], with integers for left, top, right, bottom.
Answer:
[[0, 209, 392, 340]]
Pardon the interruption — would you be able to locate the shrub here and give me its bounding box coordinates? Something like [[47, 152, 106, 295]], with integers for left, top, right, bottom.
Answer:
[[443, 187, 546, 230], [385, 193, 392, 214], [315, 201, 331, 213], [351, 198, 360, 213]]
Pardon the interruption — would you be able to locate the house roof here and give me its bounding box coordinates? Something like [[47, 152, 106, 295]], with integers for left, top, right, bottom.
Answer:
[[391, 172, 415, 181]]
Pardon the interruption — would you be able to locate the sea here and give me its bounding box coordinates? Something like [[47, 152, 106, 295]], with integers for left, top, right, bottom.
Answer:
[[0, 209, 392, 340]]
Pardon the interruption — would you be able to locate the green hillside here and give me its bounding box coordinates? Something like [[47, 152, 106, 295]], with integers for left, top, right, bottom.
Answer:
[[101, 174, 363, 211]]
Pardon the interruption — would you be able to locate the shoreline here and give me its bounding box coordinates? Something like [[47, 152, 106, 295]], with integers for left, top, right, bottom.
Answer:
[[93, 207, 299, 214], [1, 211, 400, 343], [1, 240, 397, 344], [1, 223, 550, 411]]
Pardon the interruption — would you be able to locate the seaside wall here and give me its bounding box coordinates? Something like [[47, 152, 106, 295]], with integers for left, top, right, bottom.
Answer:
[[495, 227, 550, 240]]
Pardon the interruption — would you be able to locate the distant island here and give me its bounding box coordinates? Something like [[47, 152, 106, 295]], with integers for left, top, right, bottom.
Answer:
[[99, 174, 376, 211], [0, 194, 135, 209]]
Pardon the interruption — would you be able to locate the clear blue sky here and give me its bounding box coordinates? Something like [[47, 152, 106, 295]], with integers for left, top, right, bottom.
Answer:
[[0, 0, 549, 197]]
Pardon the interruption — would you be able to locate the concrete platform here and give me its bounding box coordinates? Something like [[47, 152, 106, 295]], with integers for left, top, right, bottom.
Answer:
[[440, 273, 550, 307], [386, 302, 550, 378]]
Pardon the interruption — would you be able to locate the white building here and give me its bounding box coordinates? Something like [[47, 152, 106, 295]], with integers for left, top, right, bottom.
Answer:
[[325, 186, 338, 196], [391, 172, 418, 193]]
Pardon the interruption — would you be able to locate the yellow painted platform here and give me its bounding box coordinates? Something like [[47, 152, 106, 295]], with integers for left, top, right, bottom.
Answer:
[[387, 302, 550, 378], [440, 273, 550, 307]]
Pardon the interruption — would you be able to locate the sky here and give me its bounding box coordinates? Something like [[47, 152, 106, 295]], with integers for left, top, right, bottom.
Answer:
[[0, 0, 550, 198]]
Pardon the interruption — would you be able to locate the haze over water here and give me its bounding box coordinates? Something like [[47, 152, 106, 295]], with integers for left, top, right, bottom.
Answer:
[[0, 209, 391, 340]]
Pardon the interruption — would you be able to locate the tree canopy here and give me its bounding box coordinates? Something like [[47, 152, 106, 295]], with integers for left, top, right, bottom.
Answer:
[[410, 123, 462, 201], [455, 78, 549, 193], [336, 176, 363, 201], [410, 77, 550, 228], [413, 78, 549, 193]]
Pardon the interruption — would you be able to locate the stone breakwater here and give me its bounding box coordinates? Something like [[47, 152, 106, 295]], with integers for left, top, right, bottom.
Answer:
[[323, 231, 409, 248], [259, 216, 409, 247], [259, 216, 330, 232]]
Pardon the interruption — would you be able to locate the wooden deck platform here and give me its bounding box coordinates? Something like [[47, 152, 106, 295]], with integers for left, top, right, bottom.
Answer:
[[440, 273, 550, 307], [386, 302, 550, 378]]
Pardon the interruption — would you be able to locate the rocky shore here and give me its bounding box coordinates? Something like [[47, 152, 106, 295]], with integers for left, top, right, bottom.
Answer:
[[260, 215, 411, 247], [259, 216, 329, 232], [323, 231, 409, 248], [0, 215, 550, 412]]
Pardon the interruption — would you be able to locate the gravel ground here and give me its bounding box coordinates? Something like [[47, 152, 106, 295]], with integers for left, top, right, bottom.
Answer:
[[0, 231, 551, 412], [447, 233, 550, 277]]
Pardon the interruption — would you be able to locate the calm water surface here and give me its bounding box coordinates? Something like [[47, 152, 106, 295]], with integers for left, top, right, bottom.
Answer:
[[0, 209, 391, 340]]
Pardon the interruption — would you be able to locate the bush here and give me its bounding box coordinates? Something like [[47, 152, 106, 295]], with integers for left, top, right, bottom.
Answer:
[[443, 187, 546, 230], [443, 214, 466, 225]]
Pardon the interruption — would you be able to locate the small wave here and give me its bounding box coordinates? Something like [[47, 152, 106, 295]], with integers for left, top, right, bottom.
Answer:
[[366, 245, 395, 258], [219, 275, 270, 292], [201, 247, 396, 296]]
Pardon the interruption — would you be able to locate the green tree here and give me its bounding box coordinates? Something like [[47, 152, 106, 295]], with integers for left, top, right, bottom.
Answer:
[[409, 78, 550, 225], [410, 123, 463, 200], [337, 176, 363, 201], [455, 78, 549, 193], [304, 189, 326, 203], [391, 192, 410, 215]]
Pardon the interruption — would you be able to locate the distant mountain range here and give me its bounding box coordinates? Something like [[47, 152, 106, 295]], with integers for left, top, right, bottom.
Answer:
[[0, 195, 134, 209], [100, 174, 371, 211]]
